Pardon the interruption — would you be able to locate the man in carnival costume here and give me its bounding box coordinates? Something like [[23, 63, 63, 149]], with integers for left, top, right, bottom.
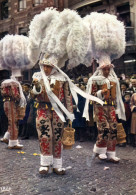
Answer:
[[83, 12, 126, 163], [0, 35, 33, 149], [86, 55, 126, 163], [32, 55, 74, 175], [0, 70, 25, 149]]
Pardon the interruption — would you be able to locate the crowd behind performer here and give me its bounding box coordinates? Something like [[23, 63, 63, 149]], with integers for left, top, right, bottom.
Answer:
[[32, 57, 73, 175], [83, 54, 126, 163], [72, 83, 86, 142]]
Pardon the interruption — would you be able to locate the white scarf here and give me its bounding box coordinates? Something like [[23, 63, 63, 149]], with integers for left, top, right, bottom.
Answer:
[[83, 68, 126, 121], [39, 65, 104, 122]]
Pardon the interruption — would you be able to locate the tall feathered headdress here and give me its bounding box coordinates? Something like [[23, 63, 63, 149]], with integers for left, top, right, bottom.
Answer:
[[28, 8, 91, 69], [83, 12, 126, 66], [0, 34, 33, 76], [83, 12, 126, 121], [0, 34, 34, 107]]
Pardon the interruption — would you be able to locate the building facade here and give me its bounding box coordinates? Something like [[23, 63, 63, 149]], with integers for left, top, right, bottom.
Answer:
[[0, 0, 65, 81], [68, 0, 136, 76]]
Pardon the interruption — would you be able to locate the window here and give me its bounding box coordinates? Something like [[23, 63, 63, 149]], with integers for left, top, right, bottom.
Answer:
[[33, 0, 43, 6], [0, 0, 8, 20], [19, 27, 28, 36], [116, 2, 131, 27], [0, 31, 8, 39], [18, 0, 26, 11]]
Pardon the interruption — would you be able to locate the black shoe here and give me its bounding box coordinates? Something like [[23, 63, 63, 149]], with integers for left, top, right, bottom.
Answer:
[[79, 137, 85, 142], [21, 136, 29, 140], [118, 143, 126, 147], [132, 143, 136, 147]]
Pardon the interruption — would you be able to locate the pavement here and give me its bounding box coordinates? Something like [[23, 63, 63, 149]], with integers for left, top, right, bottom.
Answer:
[[0, 138, 136, 195]]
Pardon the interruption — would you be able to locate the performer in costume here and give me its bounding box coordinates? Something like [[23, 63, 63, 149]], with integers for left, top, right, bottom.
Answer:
[[1, 70, 26, 149], [83, 12, 126, 163], [32, 56, 74, 175], [86, 55, 126, 162], [0, 34, 33, 149]]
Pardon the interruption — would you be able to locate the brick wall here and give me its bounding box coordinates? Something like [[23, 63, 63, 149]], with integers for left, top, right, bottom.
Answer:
[[0, 0, 64, 36]]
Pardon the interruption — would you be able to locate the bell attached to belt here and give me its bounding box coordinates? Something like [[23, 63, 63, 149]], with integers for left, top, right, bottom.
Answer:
[[112, 101, 114, 106], [51, 107, 54, 111], [104, 100, 107, 105], [34, 102, 39, 108], [90, 101, 92, 105], [45, 104, 48, 109]]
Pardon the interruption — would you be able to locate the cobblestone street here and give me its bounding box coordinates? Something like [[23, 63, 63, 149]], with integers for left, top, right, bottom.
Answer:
[[0, 138, 136, 195]]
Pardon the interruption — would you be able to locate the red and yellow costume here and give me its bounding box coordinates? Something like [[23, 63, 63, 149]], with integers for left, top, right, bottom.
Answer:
[[91, 79, 118, 156], [32, 71, 73, 170], [1, 79, 25, 148]]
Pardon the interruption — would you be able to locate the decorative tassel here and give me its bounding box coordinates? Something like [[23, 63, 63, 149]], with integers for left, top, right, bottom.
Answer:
[[45, 104, 48, 109], [3, 98, 5, 102], [90, 101, 92, 105], [105, 100, 107, 105], [112, 101, 114, 106]]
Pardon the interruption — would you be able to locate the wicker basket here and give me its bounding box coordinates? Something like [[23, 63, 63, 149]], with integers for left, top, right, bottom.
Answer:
[[117, 123, 126, 144], [62, 127, 75, 150], [18, 107, 26, 120]]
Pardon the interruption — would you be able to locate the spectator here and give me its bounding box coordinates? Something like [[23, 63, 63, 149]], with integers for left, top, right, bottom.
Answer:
[[129, 77, 136, 93], [19, 83, 31, 139], [130, 93, 136, 147], [120, 81, 129, 101], [122, 91, 132, 145], [72, 83, 86, 142]]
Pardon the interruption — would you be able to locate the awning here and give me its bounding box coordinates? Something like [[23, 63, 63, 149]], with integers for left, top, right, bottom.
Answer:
[[70, 0, 102, 10]]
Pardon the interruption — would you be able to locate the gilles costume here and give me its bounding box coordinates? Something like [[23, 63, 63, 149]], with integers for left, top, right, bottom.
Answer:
[[83, 54, 126, 162], [84, 55, 126, 162], [32, 54, 102, 175], [82, 12, 126, 163], [0, 34, 33, 149], [32, 58, 73, 174], [1, 74, 26, 149]]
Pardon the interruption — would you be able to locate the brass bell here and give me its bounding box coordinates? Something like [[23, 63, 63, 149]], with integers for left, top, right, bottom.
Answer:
[[36, 103, 39, 108], [105, 100, 107, 105], [45, 104, 48, 109], [51, 107, 54, 111], [34, 102, 39, 108]]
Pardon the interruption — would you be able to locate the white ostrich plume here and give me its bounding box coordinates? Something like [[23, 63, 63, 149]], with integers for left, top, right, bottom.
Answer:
[[41, 9, 90, 69], [84, 12, 126, 65], [28, 7, 59, 63], [0, 34, 33, 71]]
